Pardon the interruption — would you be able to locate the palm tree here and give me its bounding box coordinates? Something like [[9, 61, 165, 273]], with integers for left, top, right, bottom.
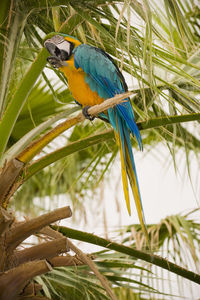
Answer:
[[0, 0, 200, 299]]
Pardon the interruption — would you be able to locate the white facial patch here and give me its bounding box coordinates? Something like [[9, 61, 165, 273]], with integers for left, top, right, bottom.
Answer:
[[56, 40, 71, 56]]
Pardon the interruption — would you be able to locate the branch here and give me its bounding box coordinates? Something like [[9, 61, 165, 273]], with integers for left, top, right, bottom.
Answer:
[[8, 237, 69, 269], [6, 206, 72, 252], [137, 112, 200, 131], [0, 93, 131, 207], [0, 260, 52, 300], [20, 282, 42, 296], [0, 159, 24, 206], [39, 227, 93, 267], [53, 225, 200, 285], [26, 130, 114, 180], [49, 255, 88, 267], [39, 225, 65, 239], [0, 92, 131, 206], [0, 209, 14, 271], [68, 239, 117, 300], [16, 94, 200, 165], [0, 207, 14, 235], [25, 112, 200, 181], [16, 92, 132, 164]]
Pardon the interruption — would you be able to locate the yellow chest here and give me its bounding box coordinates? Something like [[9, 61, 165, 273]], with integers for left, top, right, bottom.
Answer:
[[59, 58, 104, 107]]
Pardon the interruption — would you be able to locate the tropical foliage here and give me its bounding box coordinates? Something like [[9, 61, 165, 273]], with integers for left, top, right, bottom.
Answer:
[[0, 0, 200, 299]]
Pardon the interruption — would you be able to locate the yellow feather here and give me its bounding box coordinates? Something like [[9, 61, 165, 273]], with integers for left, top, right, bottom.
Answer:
[[115, 122, 131, 215], [124, 141, 150, 246]]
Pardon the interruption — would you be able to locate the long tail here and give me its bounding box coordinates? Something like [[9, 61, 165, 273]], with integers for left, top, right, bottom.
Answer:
[[110, 108, 149, 246]]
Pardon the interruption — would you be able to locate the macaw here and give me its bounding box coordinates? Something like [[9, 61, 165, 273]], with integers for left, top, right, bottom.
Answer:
[[44, 34, 148, 242]]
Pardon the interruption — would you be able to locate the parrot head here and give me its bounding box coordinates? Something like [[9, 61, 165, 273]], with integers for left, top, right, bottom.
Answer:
[[44, 34, 81, 68]]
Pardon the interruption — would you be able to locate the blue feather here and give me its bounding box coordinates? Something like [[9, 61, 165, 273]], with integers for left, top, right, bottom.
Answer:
[[117, 104, 143, 150], [107, 108, 117, 132], [73, 43, 143, 151]]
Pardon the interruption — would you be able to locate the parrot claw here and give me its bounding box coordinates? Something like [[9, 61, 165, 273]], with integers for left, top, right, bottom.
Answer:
[[47, 56, 67, 68], [82, 106, 95, 121]]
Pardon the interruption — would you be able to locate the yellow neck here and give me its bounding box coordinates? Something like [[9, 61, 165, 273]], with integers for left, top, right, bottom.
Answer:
[[59, 55, 75, 75]]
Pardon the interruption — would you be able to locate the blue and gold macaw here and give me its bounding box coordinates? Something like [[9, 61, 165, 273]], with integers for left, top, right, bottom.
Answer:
[[44, 34, 148, 242]]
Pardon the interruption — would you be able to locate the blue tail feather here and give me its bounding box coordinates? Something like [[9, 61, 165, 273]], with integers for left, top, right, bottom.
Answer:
[[115, 111, 145, 217], [116, 103, 143, 150], [108, 107, 142, 200]]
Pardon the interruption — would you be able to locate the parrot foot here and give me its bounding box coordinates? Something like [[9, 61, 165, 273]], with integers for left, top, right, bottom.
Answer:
[[82, 106, 95, 121], [47, 56, 64, 68]]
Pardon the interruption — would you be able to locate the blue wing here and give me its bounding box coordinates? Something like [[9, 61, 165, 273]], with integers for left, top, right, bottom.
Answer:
[[73, 44, 126, 96], [73, 44, 142, 148]]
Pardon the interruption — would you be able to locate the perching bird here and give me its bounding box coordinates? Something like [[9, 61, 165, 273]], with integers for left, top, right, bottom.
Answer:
[[44, 34, 148, 243]]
